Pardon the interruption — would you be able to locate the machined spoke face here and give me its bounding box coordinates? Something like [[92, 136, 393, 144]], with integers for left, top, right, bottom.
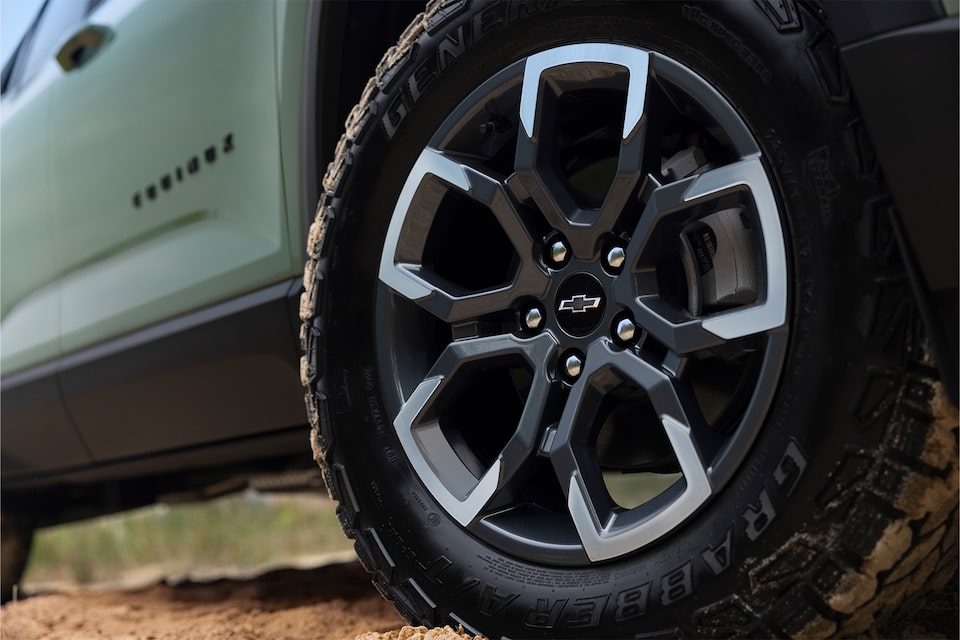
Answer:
[[615, 157, 788, 354], [378, 43, 790, 565], [379, 148, 549, 323], [514, 44, 650, 259], [548, 342, 712, 561], [394, 333, 557, 526]]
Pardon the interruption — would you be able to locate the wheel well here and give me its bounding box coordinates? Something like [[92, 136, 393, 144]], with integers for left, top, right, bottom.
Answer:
[[303, 1, 427, 240]]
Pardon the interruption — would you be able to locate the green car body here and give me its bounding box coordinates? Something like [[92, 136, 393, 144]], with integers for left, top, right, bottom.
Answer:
[[2, 0, 311, 375]]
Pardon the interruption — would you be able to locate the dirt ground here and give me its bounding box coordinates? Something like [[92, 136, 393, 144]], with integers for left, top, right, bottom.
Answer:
[[0, 560, 480, 640], [1, 558, 955, 640]]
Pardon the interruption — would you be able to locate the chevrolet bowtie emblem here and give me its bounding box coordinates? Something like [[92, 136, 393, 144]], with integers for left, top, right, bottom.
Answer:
[[558, 294, 602, 314]]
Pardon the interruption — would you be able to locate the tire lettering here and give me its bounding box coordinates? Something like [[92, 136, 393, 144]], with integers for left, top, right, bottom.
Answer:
[[362, 365, 376, 392], [681, 5, 771, 82], [660, 561, 693, 606], [420, 554, 452, 584], [367, 395, 388, 437], [566, 595, 607, 628], [743, 487, 776, 541], [437, 26, 466, 72], [382, 93, 409, 138], [333, 369, 353, 415], [408, 60, 436, 102], [614, 582, 650, 621], [701, 527, 733, 576], [804, 146, 840, 224], [506, 1, 549, 23], [369, 480, 385, 508], [472, 3, 503, 42], [525, 598, 567, 629], [774, 438, 807, 496], [478, 585, 520, 616], [453, 576, 480, 595]]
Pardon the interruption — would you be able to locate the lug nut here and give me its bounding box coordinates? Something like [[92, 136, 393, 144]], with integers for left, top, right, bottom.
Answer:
[[524, 306, 544, 331], [606, 245, 626, 270], [615, 318, 636, 343], [564, 353, 583, 379], [549, 239, 568, 266]]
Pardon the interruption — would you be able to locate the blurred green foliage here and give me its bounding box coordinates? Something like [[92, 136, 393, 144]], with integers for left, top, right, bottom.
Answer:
[[24, 492, 352, 587]]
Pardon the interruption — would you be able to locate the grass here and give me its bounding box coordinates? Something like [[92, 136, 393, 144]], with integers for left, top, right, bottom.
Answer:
[[23, 491, 353, 589]]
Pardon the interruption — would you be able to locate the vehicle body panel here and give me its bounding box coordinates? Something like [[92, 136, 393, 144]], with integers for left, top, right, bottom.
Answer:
[[0, 46, 61, 375], [50, 0, 300, 356]]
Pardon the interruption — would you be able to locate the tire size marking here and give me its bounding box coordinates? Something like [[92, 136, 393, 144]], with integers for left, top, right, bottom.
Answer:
[[681, 5, 771, 82], [803, 146, 841, 224]]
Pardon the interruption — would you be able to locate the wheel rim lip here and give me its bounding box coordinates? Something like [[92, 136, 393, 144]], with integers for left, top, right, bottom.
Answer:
[[373, 43, 790, 565]]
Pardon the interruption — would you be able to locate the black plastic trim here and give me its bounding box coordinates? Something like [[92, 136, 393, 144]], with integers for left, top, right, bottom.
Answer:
[[2, 426, 308, 491], [834, 14, 959, 392], [822, 0, 944, 46], [2, 428, 314, 527], [890, 210, 959, 405], [839, 16, 959, 293], [1, 278, 307, 480]]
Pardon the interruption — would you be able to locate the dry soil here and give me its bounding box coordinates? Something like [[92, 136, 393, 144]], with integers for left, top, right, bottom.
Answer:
[[1, 558, 955, 639]]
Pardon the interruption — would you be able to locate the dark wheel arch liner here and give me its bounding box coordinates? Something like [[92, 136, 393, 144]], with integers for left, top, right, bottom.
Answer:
[[301, 0, 428, 249], [822, 0, 958, 400]]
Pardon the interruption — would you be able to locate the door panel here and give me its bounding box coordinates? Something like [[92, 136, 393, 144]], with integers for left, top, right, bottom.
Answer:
[[1, 0, 94, 475], [49, 0, 297, 355], [1, 63, 60, 375]]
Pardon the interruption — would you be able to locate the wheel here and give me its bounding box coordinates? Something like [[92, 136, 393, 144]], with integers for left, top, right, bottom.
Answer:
[[300, 1, 959, 637], [1, 513, 33, 602]]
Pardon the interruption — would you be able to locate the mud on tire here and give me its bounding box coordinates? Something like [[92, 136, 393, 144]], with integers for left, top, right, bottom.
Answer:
[[300, 1, 959, 637]]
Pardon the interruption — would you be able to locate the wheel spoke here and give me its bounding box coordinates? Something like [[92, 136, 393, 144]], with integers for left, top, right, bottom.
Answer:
[[379, 148, 549, 323], [615, 156, 787, 353], [513, 44, 651, 258], [480, 342, 563, 514], [548, 341, 713, 562], [395, 333, 558, 526]]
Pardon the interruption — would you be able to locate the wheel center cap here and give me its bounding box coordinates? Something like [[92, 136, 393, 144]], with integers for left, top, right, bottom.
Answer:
[[555, 273, 605, 337]]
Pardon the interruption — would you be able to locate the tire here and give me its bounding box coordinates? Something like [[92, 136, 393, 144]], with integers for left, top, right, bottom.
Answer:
[[1, 513, 33, 602], [300, 1, 959, 637]]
